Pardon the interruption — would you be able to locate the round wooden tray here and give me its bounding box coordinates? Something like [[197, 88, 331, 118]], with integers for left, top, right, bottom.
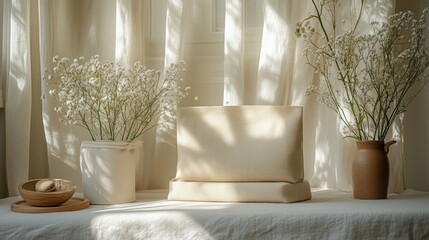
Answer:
[[11, 197, 90, 214]]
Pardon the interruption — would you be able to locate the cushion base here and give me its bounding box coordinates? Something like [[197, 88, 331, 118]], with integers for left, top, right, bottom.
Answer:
[[168, 179, 311, 203]]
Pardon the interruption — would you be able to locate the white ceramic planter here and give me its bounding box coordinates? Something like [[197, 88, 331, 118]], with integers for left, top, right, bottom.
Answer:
[[80, 141, 142, 204]]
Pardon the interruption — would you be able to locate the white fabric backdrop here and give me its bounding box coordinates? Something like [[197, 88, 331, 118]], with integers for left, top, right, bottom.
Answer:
[[4, 0, 49, 197], [2, 0, 404, 197]]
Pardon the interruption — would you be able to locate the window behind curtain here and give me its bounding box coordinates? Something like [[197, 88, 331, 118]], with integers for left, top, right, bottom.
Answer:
[[149, 0, 264, 106]]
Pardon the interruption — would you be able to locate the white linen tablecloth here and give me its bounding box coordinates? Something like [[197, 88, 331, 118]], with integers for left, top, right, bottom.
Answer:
[[1, 189, 428, 240]]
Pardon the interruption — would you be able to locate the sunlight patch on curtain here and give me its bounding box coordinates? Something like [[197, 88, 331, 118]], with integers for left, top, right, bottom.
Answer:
[[115, 0, 145, 66], [151, 0, 185, 189], [256, 0, 288, 105], [223, 0, 244, 106], [164, 0, 183, 69], [115, 0, 132, 65], [6, 0, 32, 196], [157, 0, 183, 143]]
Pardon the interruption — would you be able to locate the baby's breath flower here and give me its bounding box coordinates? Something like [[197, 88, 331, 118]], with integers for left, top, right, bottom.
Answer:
[[298, 1, 429, 141], [43, 55, 189, 141]]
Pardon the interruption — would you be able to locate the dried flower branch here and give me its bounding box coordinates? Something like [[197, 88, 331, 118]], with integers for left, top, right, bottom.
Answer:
[[297, 0, 429, 140]]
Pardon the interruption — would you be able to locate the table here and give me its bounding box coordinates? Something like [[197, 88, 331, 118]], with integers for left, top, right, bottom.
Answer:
[[1, 189, 428, 239]]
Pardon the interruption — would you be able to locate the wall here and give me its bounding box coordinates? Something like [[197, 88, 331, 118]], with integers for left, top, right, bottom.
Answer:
[[398, 0, 429, 191], [0, 110, 5, 198], [0, 0, 6, 198]]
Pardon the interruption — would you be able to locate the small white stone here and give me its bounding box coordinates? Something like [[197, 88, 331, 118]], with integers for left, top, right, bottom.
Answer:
[[35, 179, 56, 192]]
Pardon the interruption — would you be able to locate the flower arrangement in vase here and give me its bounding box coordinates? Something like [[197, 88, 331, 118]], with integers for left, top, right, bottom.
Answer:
[[44, 55, 188, 141], [296, 0, 429, 199], [43, 55, 188, 204]]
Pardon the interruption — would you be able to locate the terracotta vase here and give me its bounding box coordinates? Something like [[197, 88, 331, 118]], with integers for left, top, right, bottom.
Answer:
[[352, 140, 396, 199]]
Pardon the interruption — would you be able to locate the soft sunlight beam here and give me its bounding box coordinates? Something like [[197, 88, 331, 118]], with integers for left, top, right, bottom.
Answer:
[[164, 0, 183, 69], [115, 0, 131, 65], [256, 0, 288, 104], [200, 110, 236, 146], [223, 0, 244, 106], [243, 108, 285, 139], [360, 0, 394, 32], [10, 2, 27, 92], [156, 0, 184, 139], [6, 0, 32, 196], [177, 127, 202, 152], [151, 0, 185, 189], [89, 211, 216, 239]]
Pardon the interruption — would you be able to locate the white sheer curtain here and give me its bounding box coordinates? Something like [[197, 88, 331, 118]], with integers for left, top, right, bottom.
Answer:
[[3, 0, 151, 195], [223, 0, 244, 105], [152, 0, 185, 189], [4, 0, 48, 196], [2, 0, 404, 197]]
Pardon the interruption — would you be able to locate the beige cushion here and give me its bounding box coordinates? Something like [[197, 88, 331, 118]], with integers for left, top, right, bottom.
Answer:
[[168, 179, 312, 203], [175, 106, 304, 183]]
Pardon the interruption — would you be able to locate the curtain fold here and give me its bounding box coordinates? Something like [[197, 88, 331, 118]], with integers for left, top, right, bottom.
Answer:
[[115, 0, 146, 66], [39, 0, 117, 195], [114, 0, 147, 190], [151, 0, 185, 189], [223, 0, 244, 106], [256, 0, 290, 105], [0, 0, 8, 109], [1, 0, 405, 197], [5, 0, 33, 196], [5, 0, 30, 196], [0, 0, 10, 197]]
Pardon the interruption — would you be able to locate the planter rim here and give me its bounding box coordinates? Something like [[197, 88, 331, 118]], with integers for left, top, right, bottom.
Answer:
[[81, 140, 143, 149], [355, 140, 385, 143]]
